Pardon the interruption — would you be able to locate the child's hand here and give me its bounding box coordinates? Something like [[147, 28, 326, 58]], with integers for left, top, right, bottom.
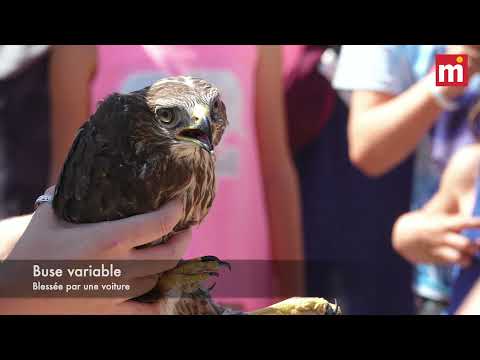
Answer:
[[393, 213, 480, 267]]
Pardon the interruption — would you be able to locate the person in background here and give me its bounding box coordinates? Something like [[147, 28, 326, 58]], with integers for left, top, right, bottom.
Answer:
[[48, 45, 304, 312], [333, 45, 480, 314], [0, 45, 51, 219], [283, 45, 414, 314]]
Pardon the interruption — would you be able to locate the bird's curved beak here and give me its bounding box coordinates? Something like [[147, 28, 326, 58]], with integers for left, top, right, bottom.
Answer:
[[176, 106, 213, 153]]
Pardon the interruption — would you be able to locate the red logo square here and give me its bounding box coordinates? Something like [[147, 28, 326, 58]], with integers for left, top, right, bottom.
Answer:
[[435, 54, 469, 86]]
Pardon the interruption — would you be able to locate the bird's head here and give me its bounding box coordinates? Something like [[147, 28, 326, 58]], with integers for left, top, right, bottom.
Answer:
[[142, 76, 228, 155]]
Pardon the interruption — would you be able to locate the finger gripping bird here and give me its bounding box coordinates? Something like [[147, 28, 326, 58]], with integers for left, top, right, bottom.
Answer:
[[52, 76, 339, 315]]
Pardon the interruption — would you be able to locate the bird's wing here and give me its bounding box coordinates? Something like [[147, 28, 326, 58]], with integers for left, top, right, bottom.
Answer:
[[52, 120, 99, 223], [52, 93, 165, 224]]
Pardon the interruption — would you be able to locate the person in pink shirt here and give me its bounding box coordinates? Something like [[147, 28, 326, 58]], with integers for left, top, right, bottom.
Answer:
[[48, 45, 304, 312]]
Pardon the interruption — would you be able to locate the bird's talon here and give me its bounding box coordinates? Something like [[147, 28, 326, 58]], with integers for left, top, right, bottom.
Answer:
[[201, 255, 220, 262], [221, 261, 232, 271], [200, 255, 231, 271], [208, 282, 217, 292], [325, 299, 341, 315]]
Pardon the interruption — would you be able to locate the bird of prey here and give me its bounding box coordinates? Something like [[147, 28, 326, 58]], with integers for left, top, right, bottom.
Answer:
[[52, 75, 340, 315]]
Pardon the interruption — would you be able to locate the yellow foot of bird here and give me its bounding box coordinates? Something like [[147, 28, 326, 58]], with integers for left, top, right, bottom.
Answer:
[[248, 297, 341, 315], [158, 255, 230, 294], [134, 255, 230, 303]]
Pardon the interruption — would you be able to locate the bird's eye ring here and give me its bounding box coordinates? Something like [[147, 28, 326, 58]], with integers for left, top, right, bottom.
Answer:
[[155, 107, 175, 124]]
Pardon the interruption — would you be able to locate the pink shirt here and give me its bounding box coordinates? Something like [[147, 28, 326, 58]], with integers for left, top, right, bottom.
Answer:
[[91, 45, 273, 311]]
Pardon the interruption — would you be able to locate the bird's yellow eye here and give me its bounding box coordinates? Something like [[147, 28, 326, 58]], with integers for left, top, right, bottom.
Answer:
[[155, 107, 175, 124]]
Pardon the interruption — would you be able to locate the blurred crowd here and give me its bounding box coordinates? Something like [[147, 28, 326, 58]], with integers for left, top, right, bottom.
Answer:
[[2, 45, 480, 314]]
